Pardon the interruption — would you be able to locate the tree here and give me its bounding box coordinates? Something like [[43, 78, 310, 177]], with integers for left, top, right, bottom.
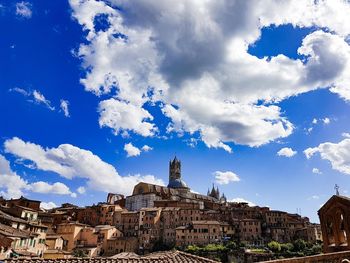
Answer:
[[268, 241, 281, 253], [280, 243, 293, 252], [293, 239, 307, 252]]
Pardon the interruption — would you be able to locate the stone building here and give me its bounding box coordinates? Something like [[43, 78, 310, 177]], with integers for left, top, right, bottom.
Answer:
[[3, 196, 41, 211], [318, 194, 350, 253], [138, 208, 162, 251], [239, 219, 262, 245], [125, 157, 220, 212], [175, 221, 222, 247], [120, 211, 139, 237]]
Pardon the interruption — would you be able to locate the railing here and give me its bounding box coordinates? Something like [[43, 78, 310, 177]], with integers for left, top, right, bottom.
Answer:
[[261, 250, 350, 263]]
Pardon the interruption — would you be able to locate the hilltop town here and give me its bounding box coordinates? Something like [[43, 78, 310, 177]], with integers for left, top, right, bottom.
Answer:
[[0, 157, 322, 260]]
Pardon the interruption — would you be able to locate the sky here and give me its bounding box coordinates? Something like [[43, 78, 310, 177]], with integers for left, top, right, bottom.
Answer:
[[1, 0, 350, 222]]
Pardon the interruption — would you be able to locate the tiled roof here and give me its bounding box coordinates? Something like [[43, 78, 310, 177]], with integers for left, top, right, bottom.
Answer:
[[0, 208, 28, 223], [4, 250, 220, 263], [0, 223, 35, 238]]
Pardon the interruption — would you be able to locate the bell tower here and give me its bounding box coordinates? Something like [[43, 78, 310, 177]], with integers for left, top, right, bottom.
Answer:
[[169, 156, 181, 181]]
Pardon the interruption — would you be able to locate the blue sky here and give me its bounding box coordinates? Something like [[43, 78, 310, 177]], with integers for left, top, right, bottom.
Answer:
[[1, 0, 350, 222]]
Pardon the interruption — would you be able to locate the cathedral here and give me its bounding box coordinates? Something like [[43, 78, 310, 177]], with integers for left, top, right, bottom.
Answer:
[[167, 157, 189, 190], [125, 157, 226, 211]]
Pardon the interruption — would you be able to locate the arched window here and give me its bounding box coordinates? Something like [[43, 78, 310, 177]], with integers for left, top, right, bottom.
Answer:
[[326, 216, 335, 245], [338, 211, 348, 244]]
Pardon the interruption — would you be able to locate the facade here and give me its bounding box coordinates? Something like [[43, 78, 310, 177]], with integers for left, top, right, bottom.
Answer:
[[318, 194, 350, 253], [176, 221, 222, 247], [239, 219, 262, 245]]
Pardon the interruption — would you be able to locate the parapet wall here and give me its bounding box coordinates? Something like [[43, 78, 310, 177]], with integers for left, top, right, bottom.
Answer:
[[261, 250, 350, 263]]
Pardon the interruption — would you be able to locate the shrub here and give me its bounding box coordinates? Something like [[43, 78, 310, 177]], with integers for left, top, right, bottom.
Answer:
[[268, 241, 281, 253]]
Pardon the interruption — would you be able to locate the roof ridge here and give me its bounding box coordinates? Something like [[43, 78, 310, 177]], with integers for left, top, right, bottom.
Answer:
[[176, 250, 220, 262]]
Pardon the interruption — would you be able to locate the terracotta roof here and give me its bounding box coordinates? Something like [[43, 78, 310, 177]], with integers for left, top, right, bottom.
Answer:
[[4, 250, 219, 262], [0, 209, 28, 223], [0, 223, 36, 238]]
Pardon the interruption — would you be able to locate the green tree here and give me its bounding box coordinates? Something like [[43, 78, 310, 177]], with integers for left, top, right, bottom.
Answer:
[[293, 239, 307, 252], [268, 241, 281, 253], [280, 243, 293, 252]]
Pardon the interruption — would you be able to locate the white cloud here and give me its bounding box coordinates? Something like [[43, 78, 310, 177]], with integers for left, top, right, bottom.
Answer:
[[4, 137, 164, 195], [342, 132, 350, 138], [214, 171, 240, 185], [33, 90, 55, 110], [277, 147, 297, 157], [16, 1, 32, 18], [312, 168, 322, 174], [40, 202, 57, 210], [0, 154, 74, 199], [10, 87, 30, 96], [60, 99, 70, 117], [29, 181, 72, 195], [69, 0, 350, 151], [228, 198, 256, 207], [77, 186, 86, 194], [124, 143, 153, 157], [124, 142, 141, 157], [10, 88, 55, 111], [304, 138, 350, 175], [141, 145, 153, 152], [312, 118, 318, 124], [322, 117, 331, 125], [0, 154, 30, 198], [99, 99, 157, 137]]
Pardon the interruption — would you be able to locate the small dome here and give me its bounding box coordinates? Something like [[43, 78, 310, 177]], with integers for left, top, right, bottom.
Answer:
[[167, 178, 188, 189]]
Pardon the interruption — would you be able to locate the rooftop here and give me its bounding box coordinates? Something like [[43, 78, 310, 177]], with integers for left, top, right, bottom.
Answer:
[[3, 250, 219, 263]]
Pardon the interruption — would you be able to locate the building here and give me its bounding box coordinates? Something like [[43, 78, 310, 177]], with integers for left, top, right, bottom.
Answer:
[[176, 221, 222, 247], [318, 193, 350, 253]]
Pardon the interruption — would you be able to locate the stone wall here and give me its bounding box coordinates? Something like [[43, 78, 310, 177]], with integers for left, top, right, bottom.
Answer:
[[261, 250, 350, 263]]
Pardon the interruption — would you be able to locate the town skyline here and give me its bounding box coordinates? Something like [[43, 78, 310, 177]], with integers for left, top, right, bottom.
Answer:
[[2, 0, 350, 225]]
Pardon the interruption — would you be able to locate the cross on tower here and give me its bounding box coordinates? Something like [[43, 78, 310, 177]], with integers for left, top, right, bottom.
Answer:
[[335, 184, 340, 196]]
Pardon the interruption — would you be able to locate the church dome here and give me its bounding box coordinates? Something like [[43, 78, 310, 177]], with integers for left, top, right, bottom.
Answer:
[[167, 178, 188, 189]]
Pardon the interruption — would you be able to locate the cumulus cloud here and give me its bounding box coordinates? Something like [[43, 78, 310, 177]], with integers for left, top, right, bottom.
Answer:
[[277, 147, 297, 157], [4, 137, 164, 195], [0, 154, 30, 198], [0, 154, 74, 198], [124, 143, 153, 157], [40, 202, 57, 210], [60, 99, 70, 117], [29, 181, 74, 196], [124, 142, 141, 157], [69, 0, 350, 151], [141, 145, 153, 152], [342, 132, 350, 138], [16, 1, 32, 18], [214, 171, 240, 185], [228, 198, 256, 207], [99, 99, 157, 137], [312, 168, 322, 174], [304, 138, 350, 175]]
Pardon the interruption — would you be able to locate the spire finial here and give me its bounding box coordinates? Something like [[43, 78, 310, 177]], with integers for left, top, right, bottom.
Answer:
[[335, 184, 340, 196]]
